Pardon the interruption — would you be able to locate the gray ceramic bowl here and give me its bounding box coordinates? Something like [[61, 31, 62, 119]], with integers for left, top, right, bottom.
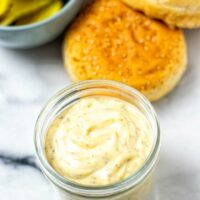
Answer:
[[0, 0, 82, 49]]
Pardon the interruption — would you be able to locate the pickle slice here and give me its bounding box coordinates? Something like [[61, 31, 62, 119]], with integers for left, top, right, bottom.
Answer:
[[0, 0, 53, 25], [0, 0, 11, 18], [16, 0, 63, 25]]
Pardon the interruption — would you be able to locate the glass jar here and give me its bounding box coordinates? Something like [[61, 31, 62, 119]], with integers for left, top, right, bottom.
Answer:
[[34, 80, 160, 200]]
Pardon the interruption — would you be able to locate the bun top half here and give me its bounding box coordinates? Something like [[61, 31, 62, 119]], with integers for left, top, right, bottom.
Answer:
[[64, 0, 187, 101], [121, 0, 200, 28]]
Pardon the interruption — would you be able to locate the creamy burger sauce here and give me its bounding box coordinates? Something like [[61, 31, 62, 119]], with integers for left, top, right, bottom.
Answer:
[[45, 96, 152, 186]]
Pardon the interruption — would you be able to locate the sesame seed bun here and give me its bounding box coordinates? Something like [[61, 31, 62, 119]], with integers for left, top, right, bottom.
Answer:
[[63, 0, 187, 101], [121, 0, 200, 28]]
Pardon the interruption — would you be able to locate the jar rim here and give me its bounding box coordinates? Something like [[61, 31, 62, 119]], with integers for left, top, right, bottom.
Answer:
[[34, 80, 160, 197]]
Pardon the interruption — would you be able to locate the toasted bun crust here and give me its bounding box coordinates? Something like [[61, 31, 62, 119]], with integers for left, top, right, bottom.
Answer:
[[121, 0, 200, 28], [63, 0, 187, 101]]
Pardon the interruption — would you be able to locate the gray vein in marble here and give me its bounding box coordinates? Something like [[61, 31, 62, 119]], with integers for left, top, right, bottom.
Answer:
[[0, 153, 40, 171]]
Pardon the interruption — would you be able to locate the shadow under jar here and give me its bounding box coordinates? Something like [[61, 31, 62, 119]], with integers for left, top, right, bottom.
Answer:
[[34, 80, 160, 200]]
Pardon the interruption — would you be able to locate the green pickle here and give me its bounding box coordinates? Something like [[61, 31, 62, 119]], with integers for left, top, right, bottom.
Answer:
[[0, 0, 11, 18], [0, 0, 62, 26], [16, 0, 63, 25]]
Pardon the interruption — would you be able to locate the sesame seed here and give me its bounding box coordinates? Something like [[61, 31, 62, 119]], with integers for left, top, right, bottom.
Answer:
[[146, 80, 151, 85], [83, 49, 89, 54], [118, 71, 122, 76], [151, 37, 156, 43], [75, 35, 81, 41], [111, 52, 116, 56], [156, 66, 161, 70], [146, 35, 151, 41], [122, 78, 126, 82], [137, 69, 143, 75], [125, 23, 130, 28], [160, 54, 165, 58], [96, 66, 100, 70], [89, 40, 94, 44], [122, 53, 127, 58], [143, 20, 150, 27], [139, 38, 144, 44]]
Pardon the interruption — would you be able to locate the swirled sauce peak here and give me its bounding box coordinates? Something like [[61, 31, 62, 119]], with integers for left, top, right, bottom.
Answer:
[[45, 96, 152, 186]]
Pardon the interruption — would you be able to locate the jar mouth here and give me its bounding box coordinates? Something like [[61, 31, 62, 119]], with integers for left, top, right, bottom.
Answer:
[[34, 80, 160, 197]]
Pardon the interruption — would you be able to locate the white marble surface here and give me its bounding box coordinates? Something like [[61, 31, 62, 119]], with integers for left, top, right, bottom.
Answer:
[[0, 28, 200, 199]]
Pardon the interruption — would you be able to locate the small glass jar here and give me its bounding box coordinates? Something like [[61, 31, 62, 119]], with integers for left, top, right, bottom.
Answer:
[[34, 80, 160, 200]]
